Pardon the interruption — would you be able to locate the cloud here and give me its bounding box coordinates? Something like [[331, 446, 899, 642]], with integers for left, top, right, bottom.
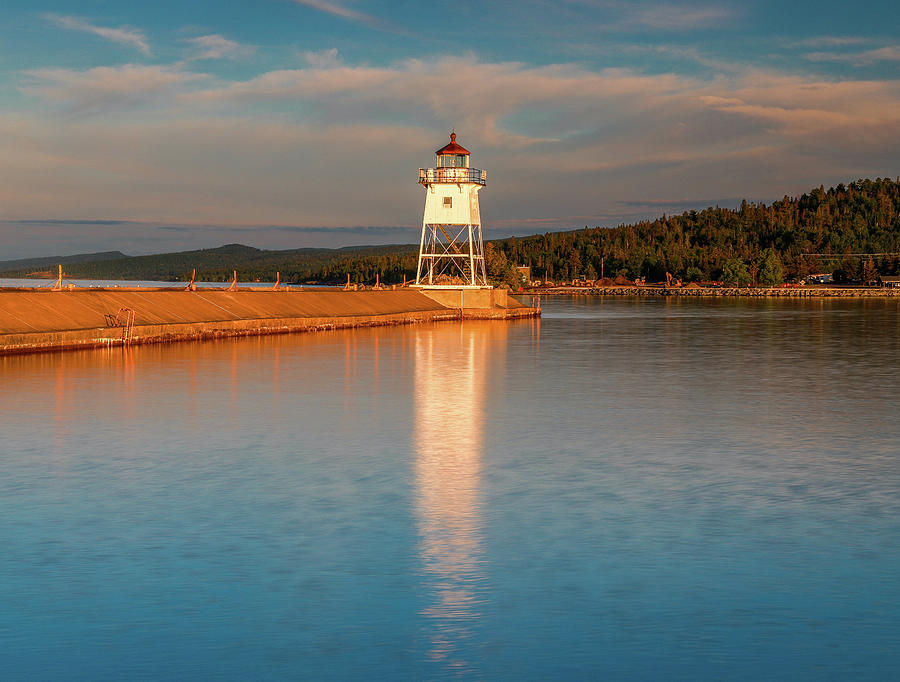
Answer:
[[13, 219, 133, 226], [622, 44, 745, 73], [270, 225, 414, 235], [135, 223, 416, 237], [696, 76, 900, 138], [796, 36, 869, 48], [44, 14, 151, 55], [290, 0, 390, 31], [626, 4, 737, 30], [622, 198, 730, 209], [5, 54, 900, 243], [181, 56, 696, 148], [304, 48, 342, 69], [187, 34, 255, 61], [805, 46, 900, 66], [22, 64, 207, 114]]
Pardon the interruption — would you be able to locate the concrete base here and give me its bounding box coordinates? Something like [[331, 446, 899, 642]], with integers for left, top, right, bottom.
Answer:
[[414, 286, 508, 309]]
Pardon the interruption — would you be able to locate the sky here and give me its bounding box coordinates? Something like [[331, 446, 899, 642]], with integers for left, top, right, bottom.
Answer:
[[1, 0, 899, 259]]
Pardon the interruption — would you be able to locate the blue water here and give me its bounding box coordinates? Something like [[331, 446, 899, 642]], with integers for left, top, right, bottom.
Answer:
[[1, 296, 899, 679]]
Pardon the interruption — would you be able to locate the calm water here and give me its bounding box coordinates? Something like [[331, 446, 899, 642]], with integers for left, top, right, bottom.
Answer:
[[2, 296, 899, 680]]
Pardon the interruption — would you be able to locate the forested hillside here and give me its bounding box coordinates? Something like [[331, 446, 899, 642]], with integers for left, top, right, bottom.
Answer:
[[485, 177, 900, 285]]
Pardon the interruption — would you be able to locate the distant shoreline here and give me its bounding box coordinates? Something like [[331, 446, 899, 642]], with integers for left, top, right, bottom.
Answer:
[[531, 286, 900, 298]]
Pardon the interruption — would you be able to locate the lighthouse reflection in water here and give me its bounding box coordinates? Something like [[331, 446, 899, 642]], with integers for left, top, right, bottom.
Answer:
[[413, 322, 504, 668]]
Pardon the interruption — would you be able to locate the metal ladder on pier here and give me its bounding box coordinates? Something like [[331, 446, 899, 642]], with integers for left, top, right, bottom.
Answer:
[[105, 307, 135, 345]]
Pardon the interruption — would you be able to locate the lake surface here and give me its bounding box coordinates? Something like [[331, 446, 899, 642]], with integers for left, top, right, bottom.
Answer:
[[2, 296, 899, 680]]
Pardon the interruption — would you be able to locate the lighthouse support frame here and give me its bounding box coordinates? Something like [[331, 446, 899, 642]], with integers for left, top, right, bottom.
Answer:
[[415, 221, 487, 287]]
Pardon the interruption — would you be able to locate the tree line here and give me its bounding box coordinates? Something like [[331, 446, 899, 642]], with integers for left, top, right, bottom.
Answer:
[[484, 178, 900, 286]]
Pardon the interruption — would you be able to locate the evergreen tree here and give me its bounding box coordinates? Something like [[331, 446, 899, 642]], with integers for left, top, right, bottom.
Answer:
[[685, 266, 703, 282], [722, 258, 751, 286], [756, 248, 784, 286]]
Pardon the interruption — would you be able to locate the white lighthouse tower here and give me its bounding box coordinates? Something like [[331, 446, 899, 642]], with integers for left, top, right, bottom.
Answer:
[[415, 133, 488, 287]]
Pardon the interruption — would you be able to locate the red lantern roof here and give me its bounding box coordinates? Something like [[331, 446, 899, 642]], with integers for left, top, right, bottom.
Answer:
[[435, 132, 470, 156]]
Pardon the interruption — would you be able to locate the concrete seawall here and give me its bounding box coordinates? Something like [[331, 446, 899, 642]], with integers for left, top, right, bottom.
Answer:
[[0, 288, 539, 355]]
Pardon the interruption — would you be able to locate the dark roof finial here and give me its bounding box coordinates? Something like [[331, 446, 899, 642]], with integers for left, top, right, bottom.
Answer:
[[450, 130, 456, 142]]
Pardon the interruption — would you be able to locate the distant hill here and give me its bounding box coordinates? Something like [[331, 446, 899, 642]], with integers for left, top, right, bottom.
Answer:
[[0, 242, 417, 284], [0, 251, 127, 274]]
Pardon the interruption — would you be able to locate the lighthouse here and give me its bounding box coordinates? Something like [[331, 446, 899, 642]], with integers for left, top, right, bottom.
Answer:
[[415, 133, 488, 287]]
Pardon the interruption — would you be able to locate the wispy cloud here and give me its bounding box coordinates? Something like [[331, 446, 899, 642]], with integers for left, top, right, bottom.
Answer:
[[626, 4, 737, 31], [303, 48, 342, 69], [139, 223, 413, 236], [44, 13, 151, 55], [626, 44, 746, 73], [12, 219, 134, 226], [543, 1, 737, 34], [22, 64, 207, 114], [271, 225, 413, 235], [805, 45, 900, 66], [7, 52, 900, 235], [290, 0, 397, 33], [180, 56, 697, 147], [187, 34, 255, 61], [622, 198, 731, 209], [291, 0, 376, 25], [796, 36, 869, 48]]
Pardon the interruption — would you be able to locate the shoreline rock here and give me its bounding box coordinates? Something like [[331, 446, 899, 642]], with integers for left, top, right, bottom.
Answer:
[[533, 286, 900, 298]]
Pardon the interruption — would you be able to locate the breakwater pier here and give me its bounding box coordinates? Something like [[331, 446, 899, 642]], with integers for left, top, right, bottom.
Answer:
[[0, 287, 538, 355]]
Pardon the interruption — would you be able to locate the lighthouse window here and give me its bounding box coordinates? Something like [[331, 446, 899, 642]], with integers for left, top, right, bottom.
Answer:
[[438, 154, 467, 168], [443, 197, 453, 208]]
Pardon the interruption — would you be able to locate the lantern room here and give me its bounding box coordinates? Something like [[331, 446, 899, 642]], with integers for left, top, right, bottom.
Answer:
[[435, 132, 470, 168]]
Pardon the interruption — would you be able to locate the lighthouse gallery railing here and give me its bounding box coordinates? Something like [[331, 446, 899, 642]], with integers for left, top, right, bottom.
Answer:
[[418, 167, 486, 185]]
